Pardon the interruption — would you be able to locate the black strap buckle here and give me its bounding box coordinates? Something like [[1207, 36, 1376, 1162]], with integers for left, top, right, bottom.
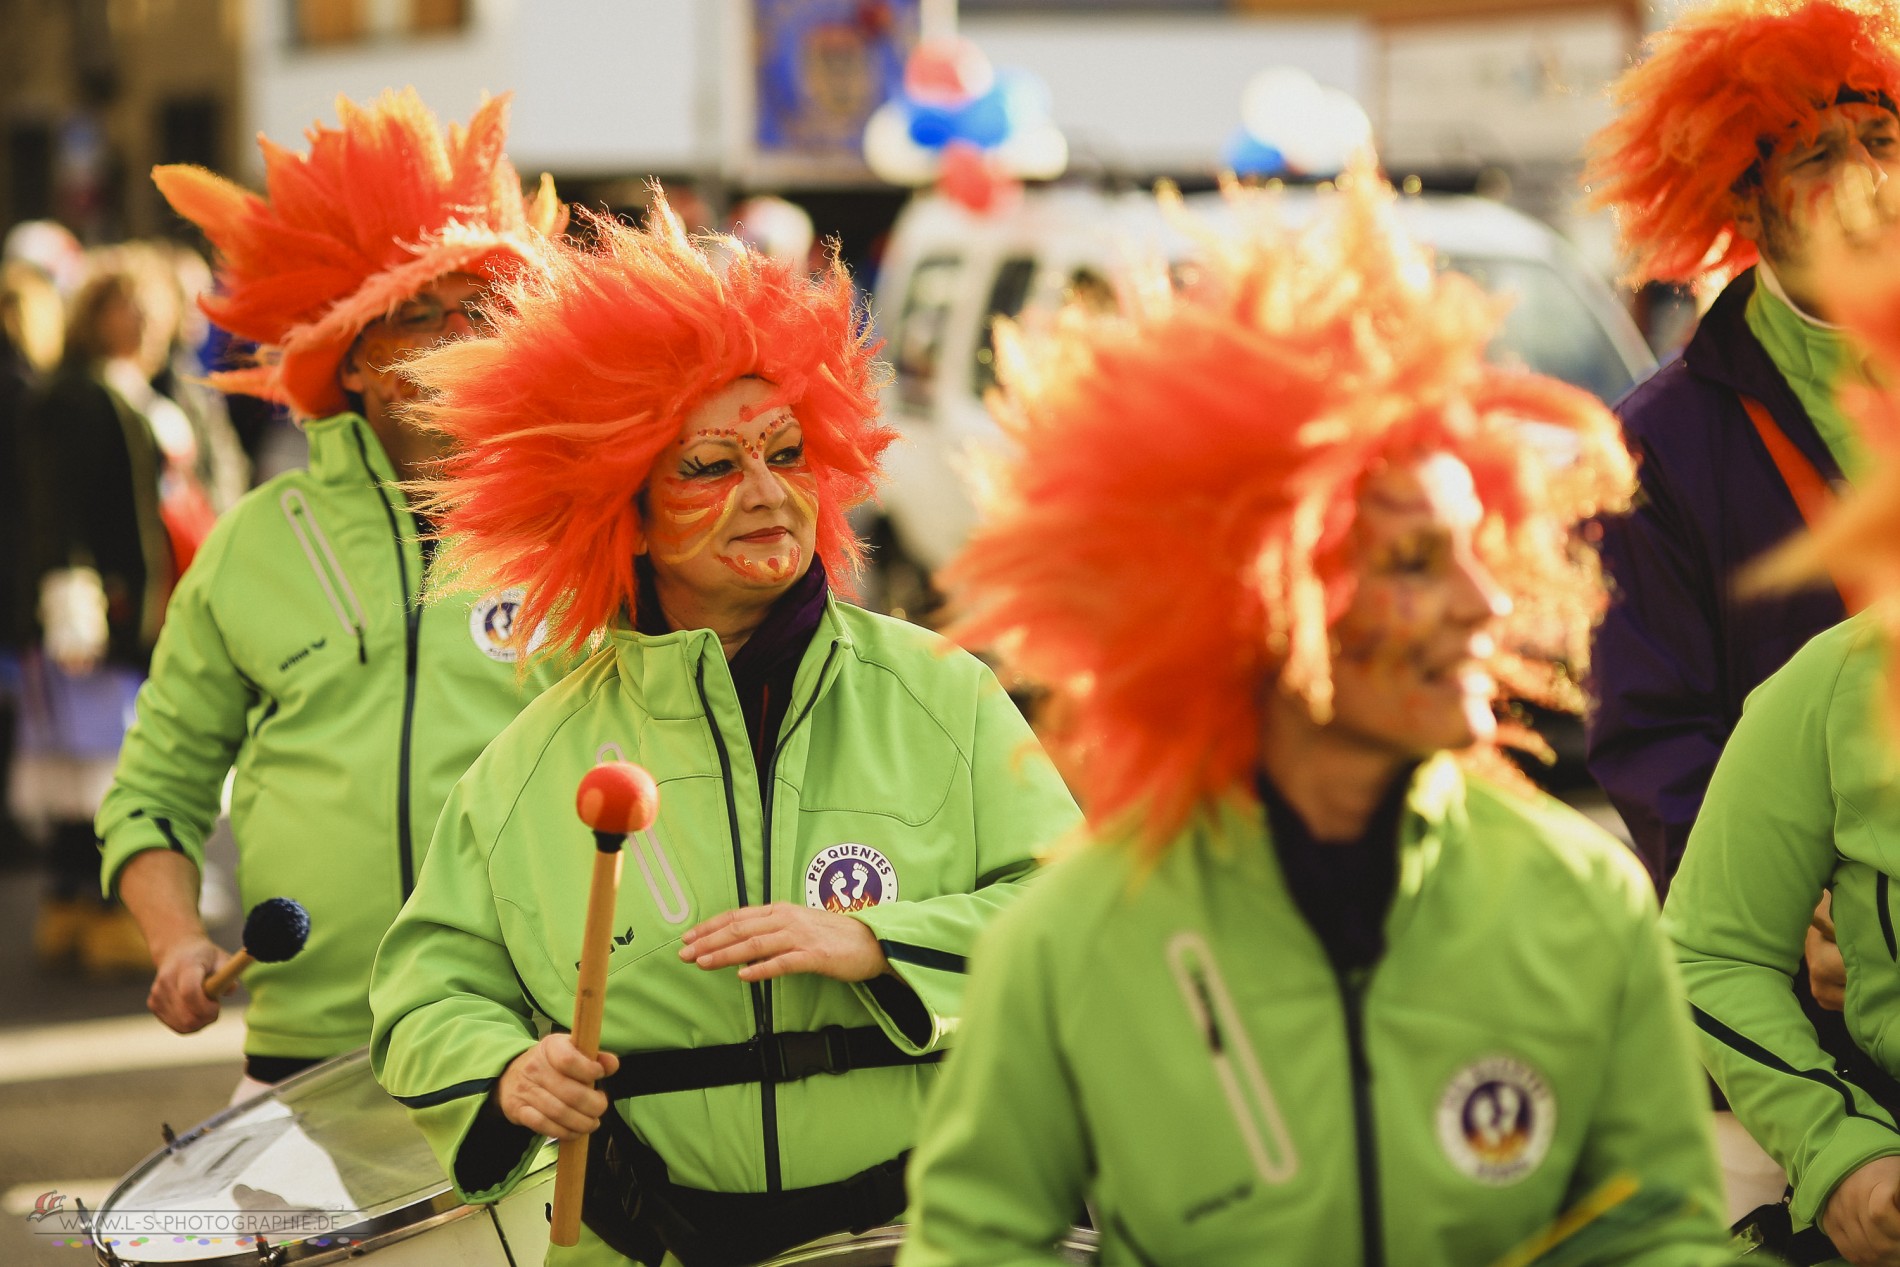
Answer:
[[770, 1026, 853, 1082]]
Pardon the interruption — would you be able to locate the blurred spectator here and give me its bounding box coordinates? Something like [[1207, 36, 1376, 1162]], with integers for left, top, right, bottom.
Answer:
[[1, 261, 65, 859], [13, 251, 216, 976], [150, 242, 250, 510]]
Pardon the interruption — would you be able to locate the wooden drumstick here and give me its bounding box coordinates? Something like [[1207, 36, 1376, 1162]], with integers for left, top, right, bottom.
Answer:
[[550, 760, 660, 1248], [203, 897, 311, 998]]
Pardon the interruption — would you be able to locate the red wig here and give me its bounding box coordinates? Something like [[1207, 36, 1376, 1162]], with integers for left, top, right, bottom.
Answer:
[[405, 194, 892, 660], [152, 89, 564, 420], [1585, 0, 1900, 287], [944, 168, 1635, 849]]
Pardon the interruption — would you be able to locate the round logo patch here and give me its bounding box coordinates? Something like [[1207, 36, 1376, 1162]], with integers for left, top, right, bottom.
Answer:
[[1435, 1055, 1556, 1186], [804, 844, 898, 913], [470, 588, 545, 663]]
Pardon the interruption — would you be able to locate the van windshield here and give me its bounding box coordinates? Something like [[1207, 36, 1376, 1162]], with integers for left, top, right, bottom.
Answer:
[[1442, 255, 1636, 404]]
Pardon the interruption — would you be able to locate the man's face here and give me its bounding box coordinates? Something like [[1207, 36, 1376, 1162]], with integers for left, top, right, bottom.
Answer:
[[340, 271, 489, 427], [1739, 103, 1900, 284], [1320, 453, 1512, 759]]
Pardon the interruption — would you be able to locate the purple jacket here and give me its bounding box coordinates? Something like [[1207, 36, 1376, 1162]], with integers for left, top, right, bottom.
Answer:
[[1586, 269, 1848, 891]]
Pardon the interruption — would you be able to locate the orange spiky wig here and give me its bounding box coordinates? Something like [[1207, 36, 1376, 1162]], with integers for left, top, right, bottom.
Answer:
[[944, 169, 1635, 849], [403, 194, 892, 660], [151, 89, 564, 420], [1585, 0, 1900, 287]]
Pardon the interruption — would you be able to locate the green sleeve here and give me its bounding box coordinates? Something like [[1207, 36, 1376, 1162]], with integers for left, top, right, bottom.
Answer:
[[849, 676, 1081, 1054], [1562, 894, 1731, 1265], [369, 782, 542, 1203], [898, 895, 1089, 1267], [1664, 626, 1900, 1229], [96, 526, 250, 896]]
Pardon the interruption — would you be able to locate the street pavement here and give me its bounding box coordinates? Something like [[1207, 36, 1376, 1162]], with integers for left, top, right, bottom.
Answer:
[[0, 827, 244, 1266]]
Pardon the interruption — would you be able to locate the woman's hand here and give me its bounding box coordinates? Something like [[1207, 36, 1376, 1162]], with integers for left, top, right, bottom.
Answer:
[[497, 1035, 621, 1141], [1822, 1154, 1900, 1266], [1809, 892, 1847, 1012], [680, 902, 889, 983]]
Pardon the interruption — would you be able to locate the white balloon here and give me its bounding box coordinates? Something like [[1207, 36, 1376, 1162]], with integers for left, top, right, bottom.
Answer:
[[863, 101, 940, 186], [1277, 86, 1374, 176], [1240, 67, 1325, 147], [994, 122, 1069, 181]]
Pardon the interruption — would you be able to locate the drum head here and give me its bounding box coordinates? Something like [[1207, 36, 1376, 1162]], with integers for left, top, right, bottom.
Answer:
[[91, 1049, 470, 1264]]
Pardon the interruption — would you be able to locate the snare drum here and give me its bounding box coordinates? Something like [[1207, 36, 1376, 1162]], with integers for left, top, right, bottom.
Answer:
[[90, 1048, 553, 1266]]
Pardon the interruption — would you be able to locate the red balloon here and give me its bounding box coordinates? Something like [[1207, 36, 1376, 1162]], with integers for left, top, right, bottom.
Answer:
[[939, 141, 1019, 215], [905, 38, 992, 107], [576, 762, 660, 834]]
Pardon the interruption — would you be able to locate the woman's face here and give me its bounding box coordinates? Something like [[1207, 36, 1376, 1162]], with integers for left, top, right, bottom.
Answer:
[[1322, 452, 1511, 758], [644, 377, 819, 604]]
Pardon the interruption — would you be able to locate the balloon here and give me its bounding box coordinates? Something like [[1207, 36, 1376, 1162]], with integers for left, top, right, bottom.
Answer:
[[865, 101, 939, 185], [1222, 128, 1287, 178], [908, 102, 960, 149], [994, 121, 1070, 181], [939, 140, 1018, 215], [997, 69, 1055, 133], [947, 82, 1012, 150], [905, 37, 994, 106], [1277, 86, 1373, 177], [1239, 66, 1373, 178]]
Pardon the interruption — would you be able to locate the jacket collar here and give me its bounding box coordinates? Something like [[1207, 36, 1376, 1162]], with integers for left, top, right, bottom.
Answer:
[[1201, 752, 1465, 945], [305, 412, 401, 488], [608, 595, 854, 724], [1683, 268, 1845, 484]]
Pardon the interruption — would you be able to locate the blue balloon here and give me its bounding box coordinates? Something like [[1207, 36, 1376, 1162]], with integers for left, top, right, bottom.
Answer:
[[907, 102, 959, 149], [949, 83, 1012, 149], [1222, 128, 1287, 177]]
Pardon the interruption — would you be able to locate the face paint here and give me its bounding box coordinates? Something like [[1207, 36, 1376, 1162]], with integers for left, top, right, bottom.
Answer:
[[644, 377, 821, 606], [1320, 454, 1510, 758]]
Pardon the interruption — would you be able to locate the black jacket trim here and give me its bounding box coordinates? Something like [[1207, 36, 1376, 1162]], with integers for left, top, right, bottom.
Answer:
[[391, 1075, 497, 1109], [880, 940, 968, 974], [1693, 1005, 1896, 1127]]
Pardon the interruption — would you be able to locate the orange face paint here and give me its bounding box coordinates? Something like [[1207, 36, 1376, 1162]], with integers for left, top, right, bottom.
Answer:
[[647, 411, 818, 584]]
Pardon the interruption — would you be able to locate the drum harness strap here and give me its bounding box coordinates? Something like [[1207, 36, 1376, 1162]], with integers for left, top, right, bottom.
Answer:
[[582, 1024, 939, 1267]]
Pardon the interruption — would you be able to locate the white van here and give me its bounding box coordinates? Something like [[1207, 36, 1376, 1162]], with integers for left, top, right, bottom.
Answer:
[[861, 184, 1657, 614]]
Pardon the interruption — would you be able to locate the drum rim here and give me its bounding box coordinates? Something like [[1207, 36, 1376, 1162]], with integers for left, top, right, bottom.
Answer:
[[89, 1048, 496, 1267]]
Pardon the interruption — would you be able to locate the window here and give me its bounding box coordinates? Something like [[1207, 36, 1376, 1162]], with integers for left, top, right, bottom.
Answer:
[[972, 257, 1037, 397], [290, 0, 468, 47], [1442, 255, 1636, 405], [893, 255, 963, 412], [292, 0, 367, 46]]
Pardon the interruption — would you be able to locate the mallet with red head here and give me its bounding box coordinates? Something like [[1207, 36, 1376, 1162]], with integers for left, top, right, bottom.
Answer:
[[550, 760, 660, 1248]]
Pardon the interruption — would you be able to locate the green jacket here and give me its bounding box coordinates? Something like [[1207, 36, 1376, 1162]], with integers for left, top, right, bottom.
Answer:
[[98, 413, 566, 1061], [368, 602, 1081, 1226], [901, 758, 1730, 1267], [1666, 613, 1900, 1230]]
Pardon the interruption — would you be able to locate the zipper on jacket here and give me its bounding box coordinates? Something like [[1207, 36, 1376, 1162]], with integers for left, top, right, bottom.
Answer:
[[350, 426, 422, 898], [1167, 932, 1298, 1185], [695, 658, 776, 1187], [754, 641, 841, 1194], [279, 489, 369, 663], [1338, 967, 1383, 1267]]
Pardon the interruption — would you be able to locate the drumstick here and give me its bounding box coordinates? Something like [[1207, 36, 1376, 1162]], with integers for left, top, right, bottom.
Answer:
[[1485, 1173, 1641, 1267], [551, 760, 660, 1248], [203, 898, 311, 998]]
